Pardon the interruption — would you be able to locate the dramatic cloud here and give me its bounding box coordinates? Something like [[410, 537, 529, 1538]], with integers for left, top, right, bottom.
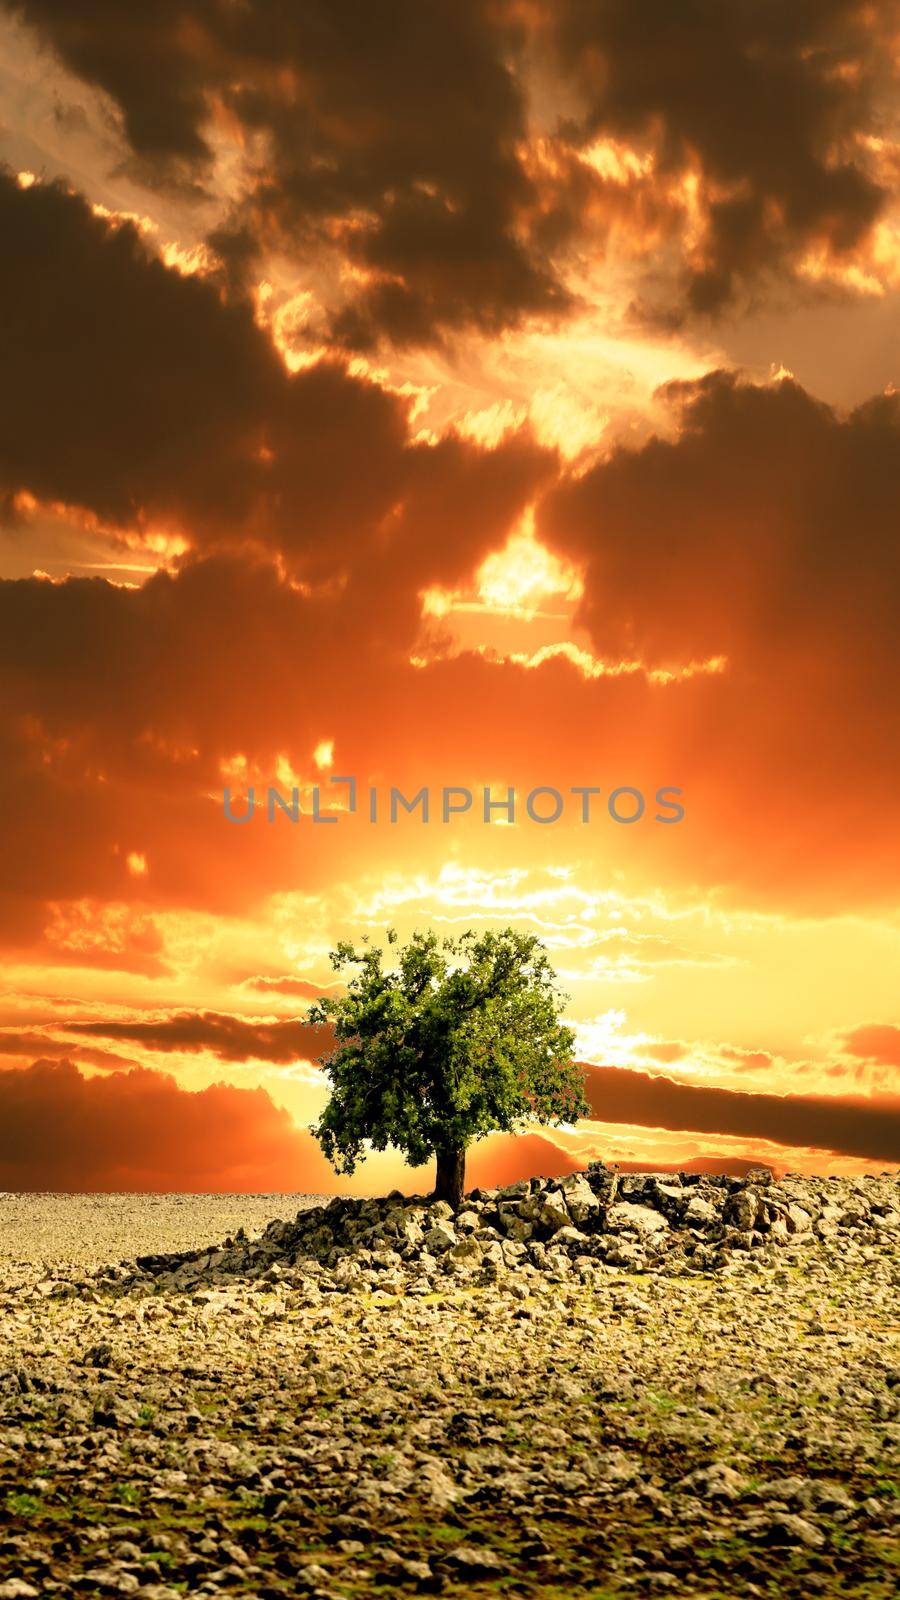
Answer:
[[538, 370, 900, 897], [4, 0, 568, 344], [0, 1058, 341, 1191], [583, 1063, 900, 1164], [543, 370, 900, 672], [545, 0, 899, 317], [0, 511, 896, 946], [0, 5, 896, 1187], [8, 1, 899, 340], [0, 169, 550, 578]]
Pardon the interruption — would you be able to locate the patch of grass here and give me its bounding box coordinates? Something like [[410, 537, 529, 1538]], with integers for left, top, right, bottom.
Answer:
[[5, 1491, 42, 1516], [646, 1390, 679, 1415], [108, 1481, 142, 1506], [143, 1550, 176, 1571]]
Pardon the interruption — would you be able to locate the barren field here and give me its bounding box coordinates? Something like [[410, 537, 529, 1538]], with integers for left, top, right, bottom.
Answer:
[[1, 1180, 898, 1599]]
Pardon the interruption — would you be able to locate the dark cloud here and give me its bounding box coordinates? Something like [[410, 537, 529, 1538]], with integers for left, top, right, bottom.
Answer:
[[6, 0, 569, 344], [0, 1057, 341, 1191], [583, 1063, 900, 1163], [6, 3, 899, 338], [0, 169, 550, 579], [0, 1031, 67, 1057], [546, 0, 896, 317], [0, 1059, 789, 1194], [69, 1010, 333, 1064], [542, 370, 900, 670], [0, 235, 897, 930], [0, 168, 408, 560], [537, 370, 900, 899]]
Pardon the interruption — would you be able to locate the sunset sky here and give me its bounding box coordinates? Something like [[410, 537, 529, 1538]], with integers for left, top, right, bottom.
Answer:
[[1, 0, 898, 1191]]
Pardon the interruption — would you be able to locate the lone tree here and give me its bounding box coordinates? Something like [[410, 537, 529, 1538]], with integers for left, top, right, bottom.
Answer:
[[308, 927, 587, 1208]]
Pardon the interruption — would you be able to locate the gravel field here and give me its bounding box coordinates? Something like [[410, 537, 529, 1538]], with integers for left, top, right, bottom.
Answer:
[[0, 1195, 326, 1278], [0, 1176, 898, 1600]]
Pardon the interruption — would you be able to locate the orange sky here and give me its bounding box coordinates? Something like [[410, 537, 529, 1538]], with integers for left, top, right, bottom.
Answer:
[[0, 0, 898, 1190]]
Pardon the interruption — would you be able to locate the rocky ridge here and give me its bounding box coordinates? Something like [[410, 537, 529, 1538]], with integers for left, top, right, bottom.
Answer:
[[91, 1166, 900, 1300]]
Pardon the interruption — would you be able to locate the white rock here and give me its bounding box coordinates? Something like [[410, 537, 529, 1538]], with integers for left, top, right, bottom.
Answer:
[[536, 1195, 571, 1233], [455, 1211, 480, 1234], [607, 1202, 670, 1237], [558, 1175, 600, 1223], [551, 1226, 586, 1249]]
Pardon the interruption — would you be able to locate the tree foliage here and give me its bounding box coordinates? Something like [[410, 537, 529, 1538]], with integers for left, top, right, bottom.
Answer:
[[308, 926, 587, 1195]]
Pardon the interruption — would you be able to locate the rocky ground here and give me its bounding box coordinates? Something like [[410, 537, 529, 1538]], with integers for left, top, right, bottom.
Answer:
[[1, 1169, 898, 1599]]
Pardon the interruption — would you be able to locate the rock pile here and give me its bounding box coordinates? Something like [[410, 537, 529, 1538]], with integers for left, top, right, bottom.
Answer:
[[110, 1166, 900, 1298]]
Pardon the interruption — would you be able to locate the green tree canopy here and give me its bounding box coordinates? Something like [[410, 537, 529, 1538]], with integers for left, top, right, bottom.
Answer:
[[308, 926, 587, 1205]]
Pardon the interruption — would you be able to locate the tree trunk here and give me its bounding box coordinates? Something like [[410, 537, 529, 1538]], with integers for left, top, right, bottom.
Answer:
[[433, 1144, 466, 1208]]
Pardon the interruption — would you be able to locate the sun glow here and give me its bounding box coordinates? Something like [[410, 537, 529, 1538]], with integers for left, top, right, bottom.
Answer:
[[422, 512, 584, 626]]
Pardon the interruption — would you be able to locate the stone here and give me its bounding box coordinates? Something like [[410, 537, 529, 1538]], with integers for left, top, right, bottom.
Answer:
[[607, 1202, 670, 1238], [480, 1240, 505, 1268], [558, 1174, 600, 1223], [679, 1462, 748, 1500], [81, 1571, 141, 1595], [502, 1216, 534, 1243], [455, 1210, 480, 1234], [741, 1512, 826, 1549], [399, 1557, 433, 1581], [535, 1194, 571, 1233], [443, 1546, 507, 1577], [781, 1203, 812, 1234], [606, 1240, 646, 1268], [423, 1222, 457, 1254], [725, 1189, 759, 1230], [449, 1237, 481, 1263], [4, 1178, 900, 1598], [550, 1226, 585, 1250], [683, 1195, 718, 1227]]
